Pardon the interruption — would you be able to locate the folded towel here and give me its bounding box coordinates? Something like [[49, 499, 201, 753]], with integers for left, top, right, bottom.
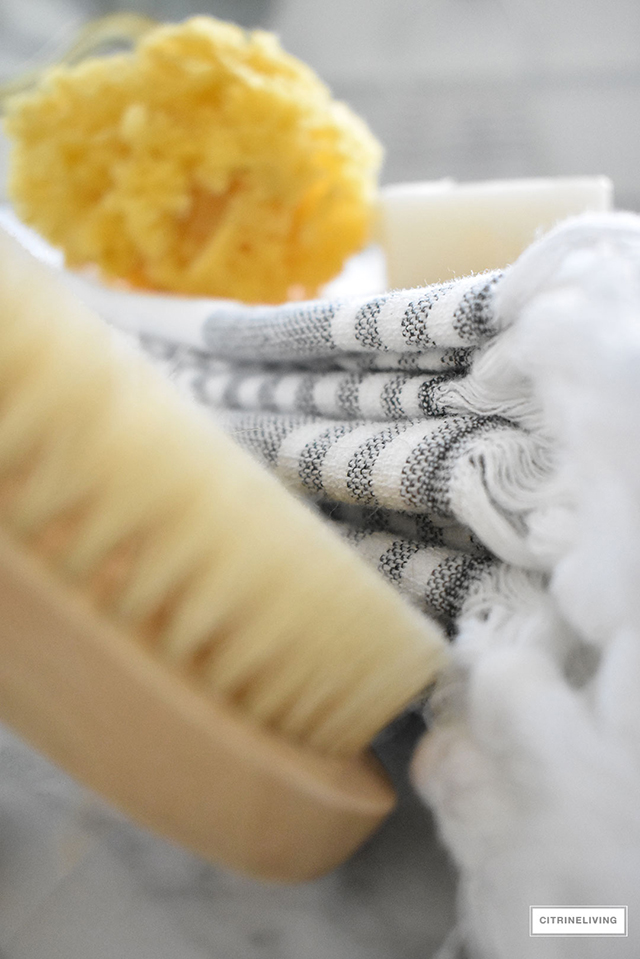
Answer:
[[134, 266, 553, 631]]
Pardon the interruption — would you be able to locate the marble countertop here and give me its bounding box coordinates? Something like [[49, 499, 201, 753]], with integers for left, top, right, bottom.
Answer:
[[0, 717, 457, 958]]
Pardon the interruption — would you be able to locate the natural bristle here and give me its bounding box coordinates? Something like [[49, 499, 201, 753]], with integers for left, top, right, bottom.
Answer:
[[0, 227, 446, 755]]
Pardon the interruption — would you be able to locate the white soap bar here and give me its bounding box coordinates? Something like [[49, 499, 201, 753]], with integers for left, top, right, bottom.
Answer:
[[377, 176, 613, 289]]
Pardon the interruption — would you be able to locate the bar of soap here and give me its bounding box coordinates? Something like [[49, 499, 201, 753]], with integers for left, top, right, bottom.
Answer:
[[377, 176, 613, 289]]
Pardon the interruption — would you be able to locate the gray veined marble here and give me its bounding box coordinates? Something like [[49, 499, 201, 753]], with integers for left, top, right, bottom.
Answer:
[[0, 717, 458, 959]]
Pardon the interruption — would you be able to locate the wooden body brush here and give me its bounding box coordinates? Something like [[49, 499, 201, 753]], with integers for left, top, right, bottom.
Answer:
[[0, 226, 446, 881]]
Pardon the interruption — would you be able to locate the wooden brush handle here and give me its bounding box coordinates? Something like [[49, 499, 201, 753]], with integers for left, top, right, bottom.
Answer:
[[0, 529, 395, 881]]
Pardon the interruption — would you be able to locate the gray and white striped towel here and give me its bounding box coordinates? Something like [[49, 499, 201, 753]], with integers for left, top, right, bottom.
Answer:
[[105, 256, 559, 632]]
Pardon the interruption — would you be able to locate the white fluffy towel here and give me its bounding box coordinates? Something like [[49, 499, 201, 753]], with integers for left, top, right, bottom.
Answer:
[[414, 214, 640, 958], [122, 212, 640, 958]]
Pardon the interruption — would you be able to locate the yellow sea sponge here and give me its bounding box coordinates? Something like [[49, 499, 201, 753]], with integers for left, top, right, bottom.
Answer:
[[3, 17, 382, 303]]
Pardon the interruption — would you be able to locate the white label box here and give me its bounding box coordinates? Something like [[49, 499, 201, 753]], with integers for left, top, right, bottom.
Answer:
[[530, 906, 628, 936]]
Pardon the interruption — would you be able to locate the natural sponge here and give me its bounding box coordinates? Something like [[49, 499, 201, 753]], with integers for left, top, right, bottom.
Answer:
[[3, 17, 382, 303]]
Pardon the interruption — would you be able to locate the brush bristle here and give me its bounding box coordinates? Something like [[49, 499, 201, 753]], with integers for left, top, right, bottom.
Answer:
[[0, 227, 446, 755]]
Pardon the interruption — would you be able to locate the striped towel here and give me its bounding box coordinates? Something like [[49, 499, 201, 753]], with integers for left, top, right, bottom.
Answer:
[[120, 255, 555, 633]]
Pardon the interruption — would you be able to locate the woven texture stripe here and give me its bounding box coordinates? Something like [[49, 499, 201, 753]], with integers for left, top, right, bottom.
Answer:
[[124, 264, 557, 631]]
